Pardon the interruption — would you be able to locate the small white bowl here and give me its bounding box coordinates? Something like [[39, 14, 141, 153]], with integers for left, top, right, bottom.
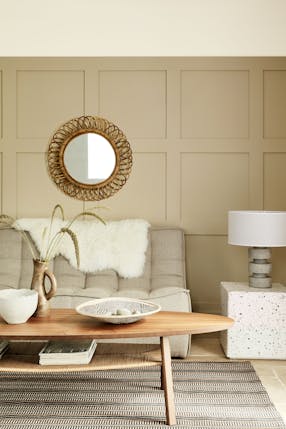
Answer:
[[76, 297, 161, 324], [0, 289, 38, 324]]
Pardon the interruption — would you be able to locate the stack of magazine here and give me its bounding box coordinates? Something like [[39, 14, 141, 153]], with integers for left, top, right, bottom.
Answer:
[[0, 340, 9, 359], [39, 339, 97, 365]]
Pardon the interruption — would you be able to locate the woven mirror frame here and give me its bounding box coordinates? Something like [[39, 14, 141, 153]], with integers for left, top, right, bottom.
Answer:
[[47, 116, 132, 201]]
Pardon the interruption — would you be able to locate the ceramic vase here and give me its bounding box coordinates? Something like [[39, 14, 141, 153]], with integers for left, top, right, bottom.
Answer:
[[30, 259, 57, 317]]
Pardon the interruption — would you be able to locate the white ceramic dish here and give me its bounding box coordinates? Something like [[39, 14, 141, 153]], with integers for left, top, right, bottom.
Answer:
[[0, 289, 38, 324], [76, 297, 161, 324]]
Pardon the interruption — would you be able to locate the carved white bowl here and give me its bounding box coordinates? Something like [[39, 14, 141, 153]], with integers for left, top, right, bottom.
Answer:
[[0, 289, 38, 324], [76, 297, 161, 324]]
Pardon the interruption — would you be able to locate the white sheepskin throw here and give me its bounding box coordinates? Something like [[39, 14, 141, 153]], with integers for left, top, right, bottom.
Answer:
[[15, 218, 150, 278]]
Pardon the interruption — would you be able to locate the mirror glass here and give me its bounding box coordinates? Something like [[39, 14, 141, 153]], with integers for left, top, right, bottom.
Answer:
[[63, 133, 116, 184], [47, 115, 132, 201]]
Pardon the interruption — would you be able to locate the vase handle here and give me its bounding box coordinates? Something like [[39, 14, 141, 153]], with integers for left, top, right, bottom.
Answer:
[[44, 269, 57, 301]]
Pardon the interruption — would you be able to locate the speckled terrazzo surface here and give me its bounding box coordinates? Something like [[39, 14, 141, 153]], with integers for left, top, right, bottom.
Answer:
[[220, 282, 286, 359]]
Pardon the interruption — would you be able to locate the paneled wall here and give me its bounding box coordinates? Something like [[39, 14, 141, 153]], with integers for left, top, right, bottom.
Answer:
[[1, 57, 286, 313]]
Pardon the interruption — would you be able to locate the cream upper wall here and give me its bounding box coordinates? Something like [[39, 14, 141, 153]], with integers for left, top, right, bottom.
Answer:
[[1, 57, 286, 313], [1, 1, 286, 56]]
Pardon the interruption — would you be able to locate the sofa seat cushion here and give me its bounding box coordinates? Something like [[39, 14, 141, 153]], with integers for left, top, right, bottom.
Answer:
[[52, 286, 191, 313], [51, 285, 191, 358]]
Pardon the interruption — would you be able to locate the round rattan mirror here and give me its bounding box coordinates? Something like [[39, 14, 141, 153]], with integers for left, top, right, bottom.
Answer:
[[47, 116, 132, 201]]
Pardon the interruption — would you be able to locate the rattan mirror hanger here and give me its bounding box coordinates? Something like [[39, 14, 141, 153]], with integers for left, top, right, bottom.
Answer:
[[47, 115, 132, 201]]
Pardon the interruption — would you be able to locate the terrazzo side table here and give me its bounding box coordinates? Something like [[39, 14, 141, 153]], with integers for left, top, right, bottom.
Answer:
[[220, 282, 286, 359]]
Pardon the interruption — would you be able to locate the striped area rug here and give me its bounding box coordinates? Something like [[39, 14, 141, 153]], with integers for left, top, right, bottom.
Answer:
[[0, 361, 285, 429]]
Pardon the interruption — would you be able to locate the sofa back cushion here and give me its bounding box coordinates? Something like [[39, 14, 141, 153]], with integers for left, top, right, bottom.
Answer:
[[0, 230, 22, 290], [0, 226, 186, 295], [151, 227, 186, 290]]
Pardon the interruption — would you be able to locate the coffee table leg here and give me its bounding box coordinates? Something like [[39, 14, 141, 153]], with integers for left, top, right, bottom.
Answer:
[[160, 336, 176, 426]]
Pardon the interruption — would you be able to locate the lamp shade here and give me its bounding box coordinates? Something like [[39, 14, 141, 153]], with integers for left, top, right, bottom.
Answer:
[[228, 211, 286, 247]]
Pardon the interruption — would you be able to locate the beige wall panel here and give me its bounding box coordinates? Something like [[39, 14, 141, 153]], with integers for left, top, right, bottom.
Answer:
[[16, 153, 83, 217], [272, 247, 286, 285], [186, 235, 248, 313], [88, 153, 166, 223], [181, 153, 249, 234], [264, 153, 286, 210], [263, 70, 286, 138], [0, 153, 2, 212], [17, 71, 85, 138], [0, 71, 2, 138], [181, 70, 249, 139], [99, 71, 166, 138]]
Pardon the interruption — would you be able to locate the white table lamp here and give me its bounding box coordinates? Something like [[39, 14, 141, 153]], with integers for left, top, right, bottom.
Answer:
[[228, 211, 286, 288]]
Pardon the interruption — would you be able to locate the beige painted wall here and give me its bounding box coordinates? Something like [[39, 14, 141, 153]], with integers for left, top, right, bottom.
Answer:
[[1, 57, 286, 313]]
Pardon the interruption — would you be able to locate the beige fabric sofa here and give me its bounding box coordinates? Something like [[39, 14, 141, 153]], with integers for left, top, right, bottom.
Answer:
[[0, 226, 192, 357]]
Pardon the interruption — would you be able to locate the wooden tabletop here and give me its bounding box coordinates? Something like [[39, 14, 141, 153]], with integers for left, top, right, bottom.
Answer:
[[0, 309, 233, 340]]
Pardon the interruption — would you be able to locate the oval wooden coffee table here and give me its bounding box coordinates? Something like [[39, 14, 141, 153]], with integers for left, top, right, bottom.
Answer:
[[0, 309, 233, 426]]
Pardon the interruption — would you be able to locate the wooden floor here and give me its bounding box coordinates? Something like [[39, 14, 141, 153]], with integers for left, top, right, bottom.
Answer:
[[1, 335, 286, 422]]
